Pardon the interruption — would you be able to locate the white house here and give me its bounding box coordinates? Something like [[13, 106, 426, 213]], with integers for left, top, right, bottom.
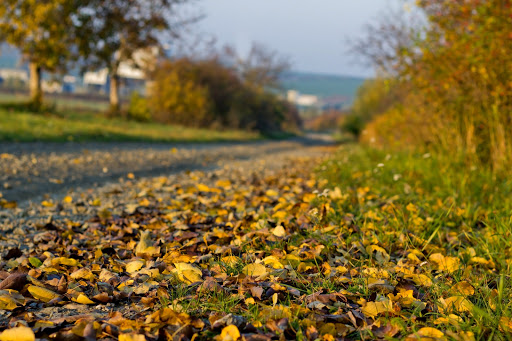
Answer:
[[286, 89, 319, 107], [0, 68, 28, 83], [83, 48, 158, 95]]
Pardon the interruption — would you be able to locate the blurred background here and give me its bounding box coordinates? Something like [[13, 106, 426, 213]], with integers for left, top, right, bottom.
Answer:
[[0, 0, 397, 141]]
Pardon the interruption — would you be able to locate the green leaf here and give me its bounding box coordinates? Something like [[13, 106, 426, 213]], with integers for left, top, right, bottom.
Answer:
[[29, 257, 42, 268]]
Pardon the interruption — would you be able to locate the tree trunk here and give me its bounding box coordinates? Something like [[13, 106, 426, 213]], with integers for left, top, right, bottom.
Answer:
[[29, 62, 42, 107], [109, 72, 120, 113]]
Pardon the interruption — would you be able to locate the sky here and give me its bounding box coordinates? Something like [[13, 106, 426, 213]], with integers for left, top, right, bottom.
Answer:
[[192, 0, 401, 77]]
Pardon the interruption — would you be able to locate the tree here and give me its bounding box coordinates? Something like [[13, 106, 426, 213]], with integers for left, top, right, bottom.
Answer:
[[76, 0, 192, 113], [222, 42, 291, 92], [0, 1, 80, 107]]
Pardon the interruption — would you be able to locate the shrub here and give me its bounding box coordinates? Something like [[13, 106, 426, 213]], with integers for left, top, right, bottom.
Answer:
[[148, 57, 301, 134], [127, 92, 151, 122]]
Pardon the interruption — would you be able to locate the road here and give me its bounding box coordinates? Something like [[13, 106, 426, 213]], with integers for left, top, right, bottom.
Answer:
[[0, 135, 335, 204]]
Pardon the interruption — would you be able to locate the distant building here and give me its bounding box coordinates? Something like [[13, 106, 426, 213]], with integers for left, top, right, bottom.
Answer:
[[287, 90, 319, 108], [0, 68, 28, 83], [83, 47, 158, 96]]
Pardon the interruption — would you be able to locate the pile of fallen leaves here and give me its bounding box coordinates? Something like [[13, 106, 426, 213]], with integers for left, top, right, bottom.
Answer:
[[0, 150, 507, 340]]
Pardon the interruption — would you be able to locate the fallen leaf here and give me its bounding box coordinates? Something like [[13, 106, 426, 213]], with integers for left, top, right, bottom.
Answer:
[[242, 263, 268, 279], [27, 285, 60, 303], [173, 263, 203, 284], [0, 326, 35, 341]]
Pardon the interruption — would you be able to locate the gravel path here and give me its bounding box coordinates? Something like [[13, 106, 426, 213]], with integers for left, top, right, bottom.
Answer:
[[0, 138, 334, 324], [0, 136, 334, 205]]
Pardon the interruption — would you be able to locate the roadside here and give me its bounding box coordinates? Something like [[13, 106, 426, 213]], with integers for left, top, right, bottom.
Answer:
[[0, 107, 261, 143]]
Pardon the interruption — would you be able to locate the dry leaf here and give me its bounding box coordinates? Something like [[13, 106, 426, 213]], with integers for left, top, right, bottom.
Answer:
[[0, 326, 35, 341], [27, 285, 60, 302]]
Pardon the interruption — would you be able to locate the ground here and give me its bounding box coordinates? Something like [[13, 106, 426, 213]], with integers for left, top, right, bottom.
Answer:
[[0, 140, 509, 341]]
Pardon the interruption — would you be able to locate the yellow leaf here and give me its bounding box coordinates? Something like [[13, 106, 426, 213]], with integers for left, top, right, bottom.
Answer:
[[173, 263, 203, 284], [135, 231, 160, 257], [451, 281, 475, 296], [282, 254, 301, 267], [259, 305, 292, 322], [272, 293, 278, 306], [430, 253, 460, 273], [263, 256, 284, 269], [70, 268, 95, 281], [265, 189, 278, 197], [51, 257, 80, 267], [0, 326, 35, 341], [0, 294, 18, 310], [366, 245, 390, 264], [419, 327, 444, 338], [119, 334, 147, 341], [221, 256, 241, 266], [434, 314, 463, 326], [27, 285, 60, 303], [500, 317, 512, 332], [361, 299, 394, 319], [126, 260, 145, 273], [406, 274, 433, 287], [438, 296, 472, 313], [272, 225, 286, 237], [41, 200, 54, 207], [218, 325, 240, 341], [72, 293, 95, 305], [272, 211, 287, 220], [216, 179, 232, 188], [62, 196, 73, 204], [242, 263, 268, 279], [406, 327, 446, 341], [197, 184, 210, 192]]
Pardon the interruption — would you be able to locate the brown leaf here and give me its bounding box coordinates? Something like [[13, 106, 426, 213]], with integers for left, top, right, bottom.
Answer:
[[250, 286, 264, 300], [0, 273, 27, 291], [4, 247, 22, 260]]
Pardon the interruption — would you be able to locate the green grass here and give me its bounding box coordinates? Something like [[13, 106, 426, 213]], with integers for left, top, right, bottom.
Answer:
[[0, 106, 261, 143], [317, 145, 512, 339], [0, 92, 110, 112]]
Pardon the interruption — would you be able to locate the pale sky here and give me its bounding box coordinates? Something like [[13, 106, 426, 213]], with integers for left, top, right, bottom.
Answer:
[[193, 0, 401, 77]]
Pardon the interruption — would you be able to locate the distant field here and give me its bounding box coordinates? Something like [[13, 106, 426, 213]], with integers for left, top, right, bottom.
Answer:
[[0, 107, 261, 143], [280, 71, 366, 102]]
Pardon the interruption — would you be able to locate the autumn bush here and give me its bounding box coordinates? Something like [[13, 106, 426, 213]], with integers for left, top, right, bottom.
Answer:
[[148, 58, 301, 134], [127, 92, 152, 122], [356, 0, 512, 173]]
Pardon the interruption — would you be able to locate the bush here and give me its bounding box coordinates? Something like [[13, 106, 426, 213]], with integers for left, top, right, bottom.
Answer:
[[148, 58, 301, 134], [356, 0, 512, 173], [341, 113, 364, 138], [127, 92, 151, 122]]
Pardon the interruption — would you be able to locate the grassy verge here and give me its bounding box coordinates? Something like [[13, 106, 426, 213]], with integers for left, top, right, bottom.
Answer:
[[0, 106, 261, 143], [316, 145, 512, 339]]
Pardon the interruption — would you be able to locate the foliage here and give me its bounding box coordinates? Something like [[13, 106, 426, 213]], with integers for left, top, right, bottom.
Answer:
[[0, 0, 81, 104], [340, 112, 364, 138], [0, 1, 76, 71], [149, 58, 301, 134], [127, 92, 151, 122], [355, 1, 512, 173]]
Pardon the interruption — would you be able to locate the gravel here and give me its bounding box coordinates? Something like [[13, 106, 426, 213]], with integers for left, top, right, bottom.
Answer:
[[0, 136, 333, 205]]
